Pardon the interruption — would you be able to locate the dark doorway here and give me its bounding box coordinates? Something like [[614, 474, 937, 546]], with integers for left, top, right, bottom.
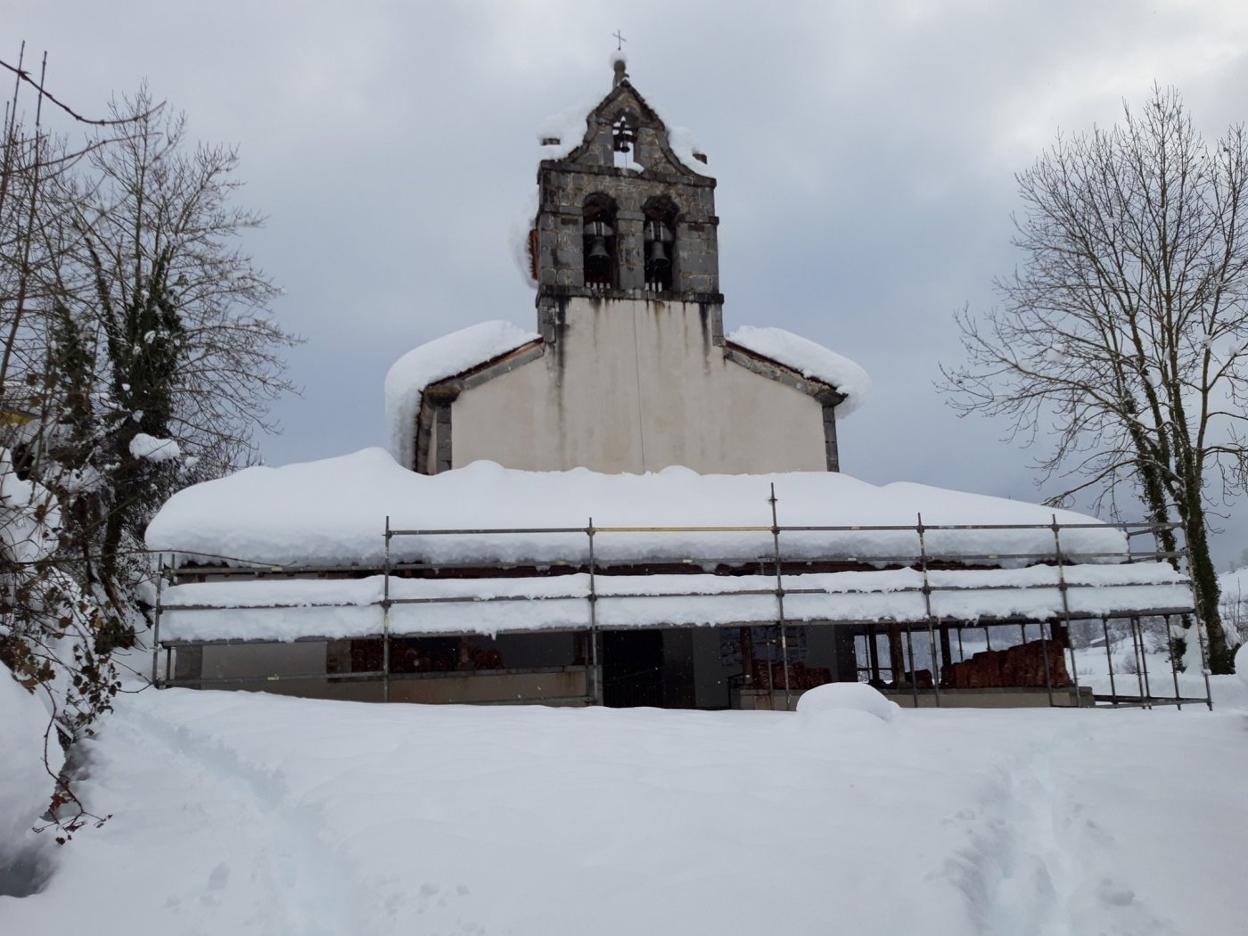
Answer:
[[602, 630, 665, 707]]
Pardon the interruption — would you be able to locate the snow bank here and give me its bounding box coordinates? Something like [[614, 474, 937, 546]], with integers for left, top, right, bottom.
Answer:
[[6, 690, 1246, 935], [796, 682, 899, 722], [0, 668, 59, 866], [384, 322, 539, 468], [728, 325, 871, 416], [156, 563, 1192, 643], [128, 433, 181, 463], [145, 449, 1131, 570]]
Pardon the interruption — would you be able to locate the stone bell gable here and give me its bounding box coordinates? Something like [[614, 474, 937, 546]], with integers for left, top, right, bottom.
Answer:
[[533, 60, 721, 313], [385, 59, 869, 477]]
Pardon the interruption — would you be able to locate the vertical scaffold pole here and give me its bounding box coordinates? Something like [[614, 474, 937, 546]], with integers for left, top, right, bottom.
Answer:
[[1138, 616, 1154, 708], [1049, 516, 1072, 707], [383, 515, 391, 704], [1129, 616, 1148, 707], [587, 518, 603, 706], [916, 514, 940, 707], [1193, 610, 1214, 712], [1102, 616, 1118, 706], [769, 484, 792, 710], [152, 553, 164, 688], [904, 626, 920, 709], [1164, 614, 1182, 709]]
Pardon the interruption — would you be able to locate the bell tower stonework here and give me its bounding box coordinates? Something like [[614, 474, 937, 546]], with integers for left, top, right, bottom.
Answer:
[[392, 59, 862, 476], [533, 58, 722, 344]]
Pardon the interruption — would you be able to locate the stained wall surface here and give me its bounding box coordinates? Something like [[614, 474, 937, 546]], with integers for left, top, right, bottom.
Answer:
[[449, 297, 829, 474]]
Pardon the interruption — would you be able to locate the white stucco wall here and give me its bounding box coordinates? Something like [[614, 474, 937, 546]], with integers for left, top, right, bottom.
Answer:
[[449, 298, 830, 474]]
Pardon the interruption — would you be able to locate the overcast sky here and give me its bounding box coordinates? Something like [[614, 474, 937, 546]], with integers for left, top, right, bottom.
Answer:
[[9, 1, 1248, 564]]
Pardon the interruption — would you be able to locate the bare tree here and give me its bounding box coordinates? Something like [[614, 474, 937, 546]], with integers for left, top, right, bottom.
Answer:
[[2, 49, 297, 842], [941, 86, 1248, 674], [56, 87, 298, 583]]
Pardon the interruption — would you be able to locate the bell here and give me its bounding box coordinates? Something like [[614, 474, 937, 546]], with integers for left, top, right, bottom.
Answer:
[[588, 237, 609, 261], [647, 239, 669, 266]]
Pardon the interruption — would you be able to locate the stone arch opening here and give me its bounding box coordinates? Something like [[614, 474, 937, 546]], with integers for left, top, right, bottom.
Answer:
[[583, 193, 618, 291], [643, 195, 679, 293]]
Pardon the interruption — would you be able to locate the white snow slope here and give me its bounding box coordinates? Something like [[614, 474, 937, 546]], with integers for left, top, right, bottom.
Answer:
[[2, 685, 1245, 936], [384, 321, 539, 468], [728, 325, 872, 416]]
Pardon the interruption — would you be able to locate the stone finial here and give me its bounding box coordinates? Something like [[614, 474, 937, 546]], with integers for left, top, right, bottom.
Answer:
[[612, 53, 628, 88]]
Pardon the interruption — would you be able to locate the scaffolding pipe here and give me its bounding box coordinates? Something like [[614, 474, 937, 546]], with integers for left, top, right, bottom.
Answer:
[[1138, 616, 1154, 710], [904, 626, 920, 708], [1129, 616, 1148, 709], [152, 554, 164, 688], [587, 519, 602, 706], [1101, 616, 1118, 707], [769, 484, 792, 710], [1050, 516, 1075, 708], [916, 514, 940, 706], [1164, 614, 1182, 711], [383, 515, 391, 704]]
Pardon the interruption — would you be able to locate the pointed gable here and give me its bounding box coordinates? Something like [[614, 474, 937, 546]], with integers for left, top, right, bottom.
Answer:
[[544, 79, 710, 181]]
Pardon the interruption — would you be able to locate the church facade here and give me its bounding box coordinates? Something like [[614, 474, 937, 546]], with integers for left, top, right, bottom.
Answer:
[[393, 57, 856, 477]]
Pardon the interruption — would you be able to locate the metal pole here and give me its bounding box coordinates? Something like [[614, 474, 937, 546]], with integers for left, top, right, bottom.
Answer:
[[1050, 516, 1076, 707], [916, 514, 940, 706], [1129, 616, 1147, 707], [587, 518, 602, 706], [769, 484, 792, 710], [904, 626, 920, 709], [1040, 620, 1056, 708], [1164, 614, 1182, 710], [956, 624, 964, 663], [383, 515, 391, 704], [1138, 617, 1154, 708], [927, 618, 942, 707], [152, 554, 164, 688], [164, 646, 172, 685], [1102, 616, 1118, 706]]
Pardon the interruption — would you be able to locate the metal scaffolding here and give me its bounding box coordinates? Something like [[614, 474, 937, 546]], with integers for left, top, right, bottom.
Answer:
[[151, 505, 1213, 711]]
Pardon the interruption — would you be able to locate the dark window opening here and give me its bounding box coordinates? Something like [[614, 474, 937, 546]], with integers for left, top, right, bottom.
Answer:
[[582, 193, 618, 291], [643, 197, 677, 293]]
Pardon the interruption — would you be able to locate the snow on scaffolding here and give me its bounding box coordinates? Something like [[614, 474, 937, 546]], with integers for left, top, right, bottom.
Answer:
[[157, 563, 1193, 644], [145, 448, 1134, 570]]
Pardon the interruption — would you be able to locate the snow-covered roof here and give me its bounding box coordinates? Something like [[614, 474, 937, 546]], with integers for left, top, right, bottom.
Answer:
[[728, 326, 871, 416], [146, 447, 1130, 570], [384, 321, 540, 468]]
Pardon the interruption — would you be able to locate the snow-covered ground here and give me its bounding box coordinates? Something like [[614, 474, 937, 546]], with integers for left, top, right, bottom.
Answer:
[[3, 676, 1246, 935]]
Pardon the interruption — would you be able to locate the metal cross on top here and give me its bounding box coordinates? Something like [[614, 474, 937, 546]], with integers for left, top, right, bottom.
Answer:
[[613, 30, 627, 51]]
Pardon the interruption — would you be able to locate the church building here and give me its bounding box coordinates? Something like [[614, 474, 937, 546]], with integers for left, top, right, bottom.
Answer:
[[387, 53, 861, 480], [143, 58, 1195, 711]]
